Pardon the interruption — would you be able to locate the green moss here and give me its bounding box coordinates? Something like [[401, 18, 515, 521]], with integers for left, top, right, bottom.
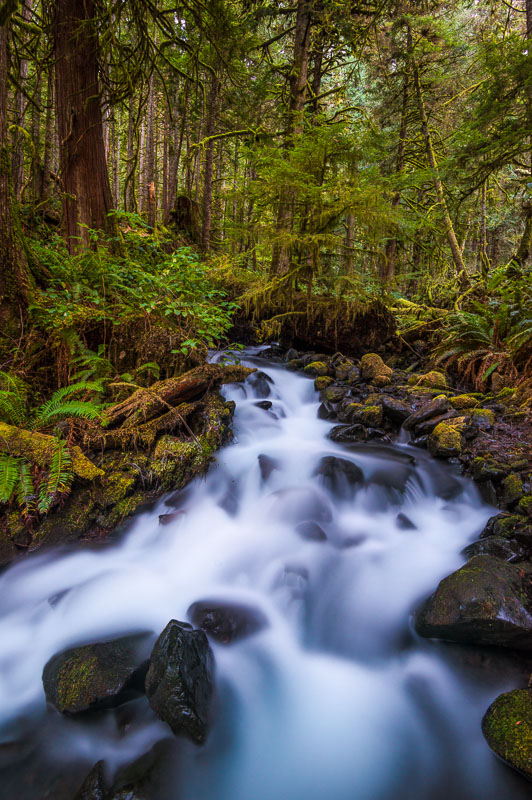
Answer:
[[57, 655, 99, 710], [360, 353, 392, 381], [450, 394, 480, 410], [482, 689, 532, 779], [517, 495, 532, 518], [471, 457, 507, 483], [496, 387, 517, 401], [428, 421, 462, 458], [314, 376, 333, 390], [469, 408, 495, 429], [303, 361, 329, 377], [360, 405, 383, 427], [503, 474, 524, 508], [410, 370, 447, 389]]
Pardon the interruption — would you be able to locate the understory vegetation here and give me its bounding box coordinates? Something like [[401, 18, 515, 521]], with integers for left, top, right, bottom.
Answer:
[[0, 0, 531, 519]]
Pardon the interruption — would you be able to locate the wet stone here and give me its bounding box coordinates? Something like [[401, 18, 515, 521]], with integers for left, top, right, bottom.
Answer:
[[145, 620, 214, 744], [403, 397, 449, 431], [42, 634, 153, 715], [413, 410, 459, 436], [314, 456, 364, 497], [295, 520, 328, 542], [258, 453, 280, 481], [328, 424, 367, 443], [381, 396, 411, 425], [73, 761, 106, 800], [317, 402, 336, 420], [396, 513, 417, 531], [254, 400, 273, 410], [482, 689, 532, 780], [247, 371, 273, 398], [188, 600, 268, 644]]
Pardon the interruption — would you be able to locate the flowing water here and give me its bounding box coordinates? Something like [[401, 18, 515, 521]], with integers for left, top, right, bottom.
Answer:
[[0, 347, 530, 799]]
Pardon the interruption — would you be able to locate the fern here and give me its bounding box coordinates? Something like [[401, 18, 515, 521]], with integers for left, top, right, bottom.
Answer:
[[38, 438, 73, 514], [15, 459, 35, 515], [0, 390, 26, 426], [33, 381, 104, 428], [0, 455, 20, 503]]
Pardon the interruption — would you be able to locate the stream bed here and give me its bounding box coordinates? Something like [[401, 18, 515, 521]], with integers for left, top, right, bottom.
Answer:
[[0, 346, 530, 799]]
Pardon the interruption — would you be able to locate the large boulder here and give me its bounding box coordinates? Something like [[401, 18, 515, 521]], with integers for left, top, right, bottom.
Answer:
[[187, 600, 268, 644], [482, 689, 532, 780], [415, 556, 532, 650], [145, 620, 214, 744], [403, 396, 449, 431], [42, 634, 152, 715]]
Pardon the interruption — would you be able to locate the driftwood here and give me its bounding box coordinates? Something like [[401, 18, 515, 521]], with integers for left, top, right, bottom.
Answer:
[[0, 422, 103, 480], [105, 363, 254, 429]]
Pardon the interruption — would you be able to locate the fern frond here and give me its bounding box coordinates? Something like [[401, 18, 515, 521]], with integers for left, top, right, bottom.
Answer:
[[34, 381, 104, 428], [0, 390, 27, 426], [38, 438, 73, 514], [0, 455, 21, 503], [15, 459, 35, 515]]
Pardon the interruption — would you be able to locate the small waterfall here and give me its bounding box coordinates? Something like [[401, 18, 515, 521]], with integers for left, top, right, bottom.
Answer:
[[0, 346, 528, 799]]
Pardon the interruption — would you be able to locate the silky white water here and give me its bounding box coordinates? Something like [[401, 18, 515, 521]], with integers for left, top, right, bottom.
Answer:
[[0, 347, 528, 799]]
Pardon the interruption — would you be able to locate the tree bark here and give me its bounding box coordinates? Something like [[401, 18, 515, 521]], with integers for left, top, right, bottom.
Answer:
[[105, 364, 254, 429], [512, 0, 532, 266], [146, 72, 156, 228], [11, 0, 32, 200], [53, 0, 115, 252], [271, 0, 314, 275], [0, 23, 31, 336], [408, 24, 467, 285], [201, 73, 219, 253]]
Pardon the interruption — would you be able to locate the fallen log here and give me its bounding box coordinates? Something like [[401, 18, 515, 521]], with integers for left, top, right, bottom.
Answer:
[[87, 401, 201, 450], [105, 363, 254, 429], [0, 422, 103, 480]]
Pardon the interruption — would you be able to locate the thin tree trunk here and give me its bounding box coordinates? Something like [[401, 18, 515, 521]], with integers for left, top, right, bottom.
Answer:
[[139, 117, 146, 213], [201, 73, 219, 253], [408, 24, 467, 284], [11, 0, 32, 200], [344, 213, 355, 274], [31, 70, 42, 201], [382, 75, 409, 285], [271, 0, 314, 275], [125, 98, 136, 212], [41, 67, 53, 204], [512, 0, 532, 266], [53, 0, 115, 252], [146, 72, 156, 228]]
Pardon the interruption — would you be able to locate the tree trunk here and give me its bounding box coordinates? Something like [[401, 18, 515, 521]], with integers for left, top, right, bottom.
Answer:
[[53, 0, 115, 252], [271, 0, 314, 275], [0, 23, 31, 336], [41, 67, 54, 204], [512, 0, 532, 267], [201, 73, 219, 254], [382, 75, 409, 286], [408, 24, 467, 284], [146, 72, 156, 229], [11, 0, 32, 200]]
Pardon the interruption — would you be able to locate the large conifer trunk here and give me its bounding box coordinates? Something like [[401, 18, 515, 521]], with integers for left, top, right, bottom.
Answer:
[[53, 0, 114, 252]]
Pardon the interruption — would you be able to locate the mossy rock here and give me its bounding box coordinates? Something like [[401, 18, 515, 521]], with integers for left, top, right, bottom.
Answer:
[[322, 385, 349, 404], [503, 473, 524, 508], [518, 495, 532, 518], [415, 555, 532, 650], [365, 393, 382, 406], [303, 361, 329, 377], [334, 361, 355, 381], [314, 376, 333, 391], [360, 405, 383, 428], [409, 371, 447, 389], [469, 407, 495, 430], [450, 394, 480, 410], [471, 457, 508, 483], [373, 374, 392, 388], [482, 689, 532, 779], [428, 420, 462, 458], [42, 634, 153, 715], [360, 353, 392, 381]]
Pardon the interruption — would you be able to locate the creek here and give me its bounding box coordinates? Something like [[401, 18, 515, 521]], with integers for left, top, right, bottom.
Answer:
[[0, 346, 529, 799]]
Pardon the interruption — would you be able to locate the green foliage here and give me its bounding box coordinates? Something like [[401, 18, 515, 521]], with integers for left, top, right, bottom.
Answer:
[[37, 438, 73, 514]]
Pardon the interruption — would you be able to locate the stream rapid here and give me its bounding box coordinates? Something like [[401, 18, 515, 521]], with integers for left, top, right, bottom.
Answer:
[[0, 346, 529, 799]]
